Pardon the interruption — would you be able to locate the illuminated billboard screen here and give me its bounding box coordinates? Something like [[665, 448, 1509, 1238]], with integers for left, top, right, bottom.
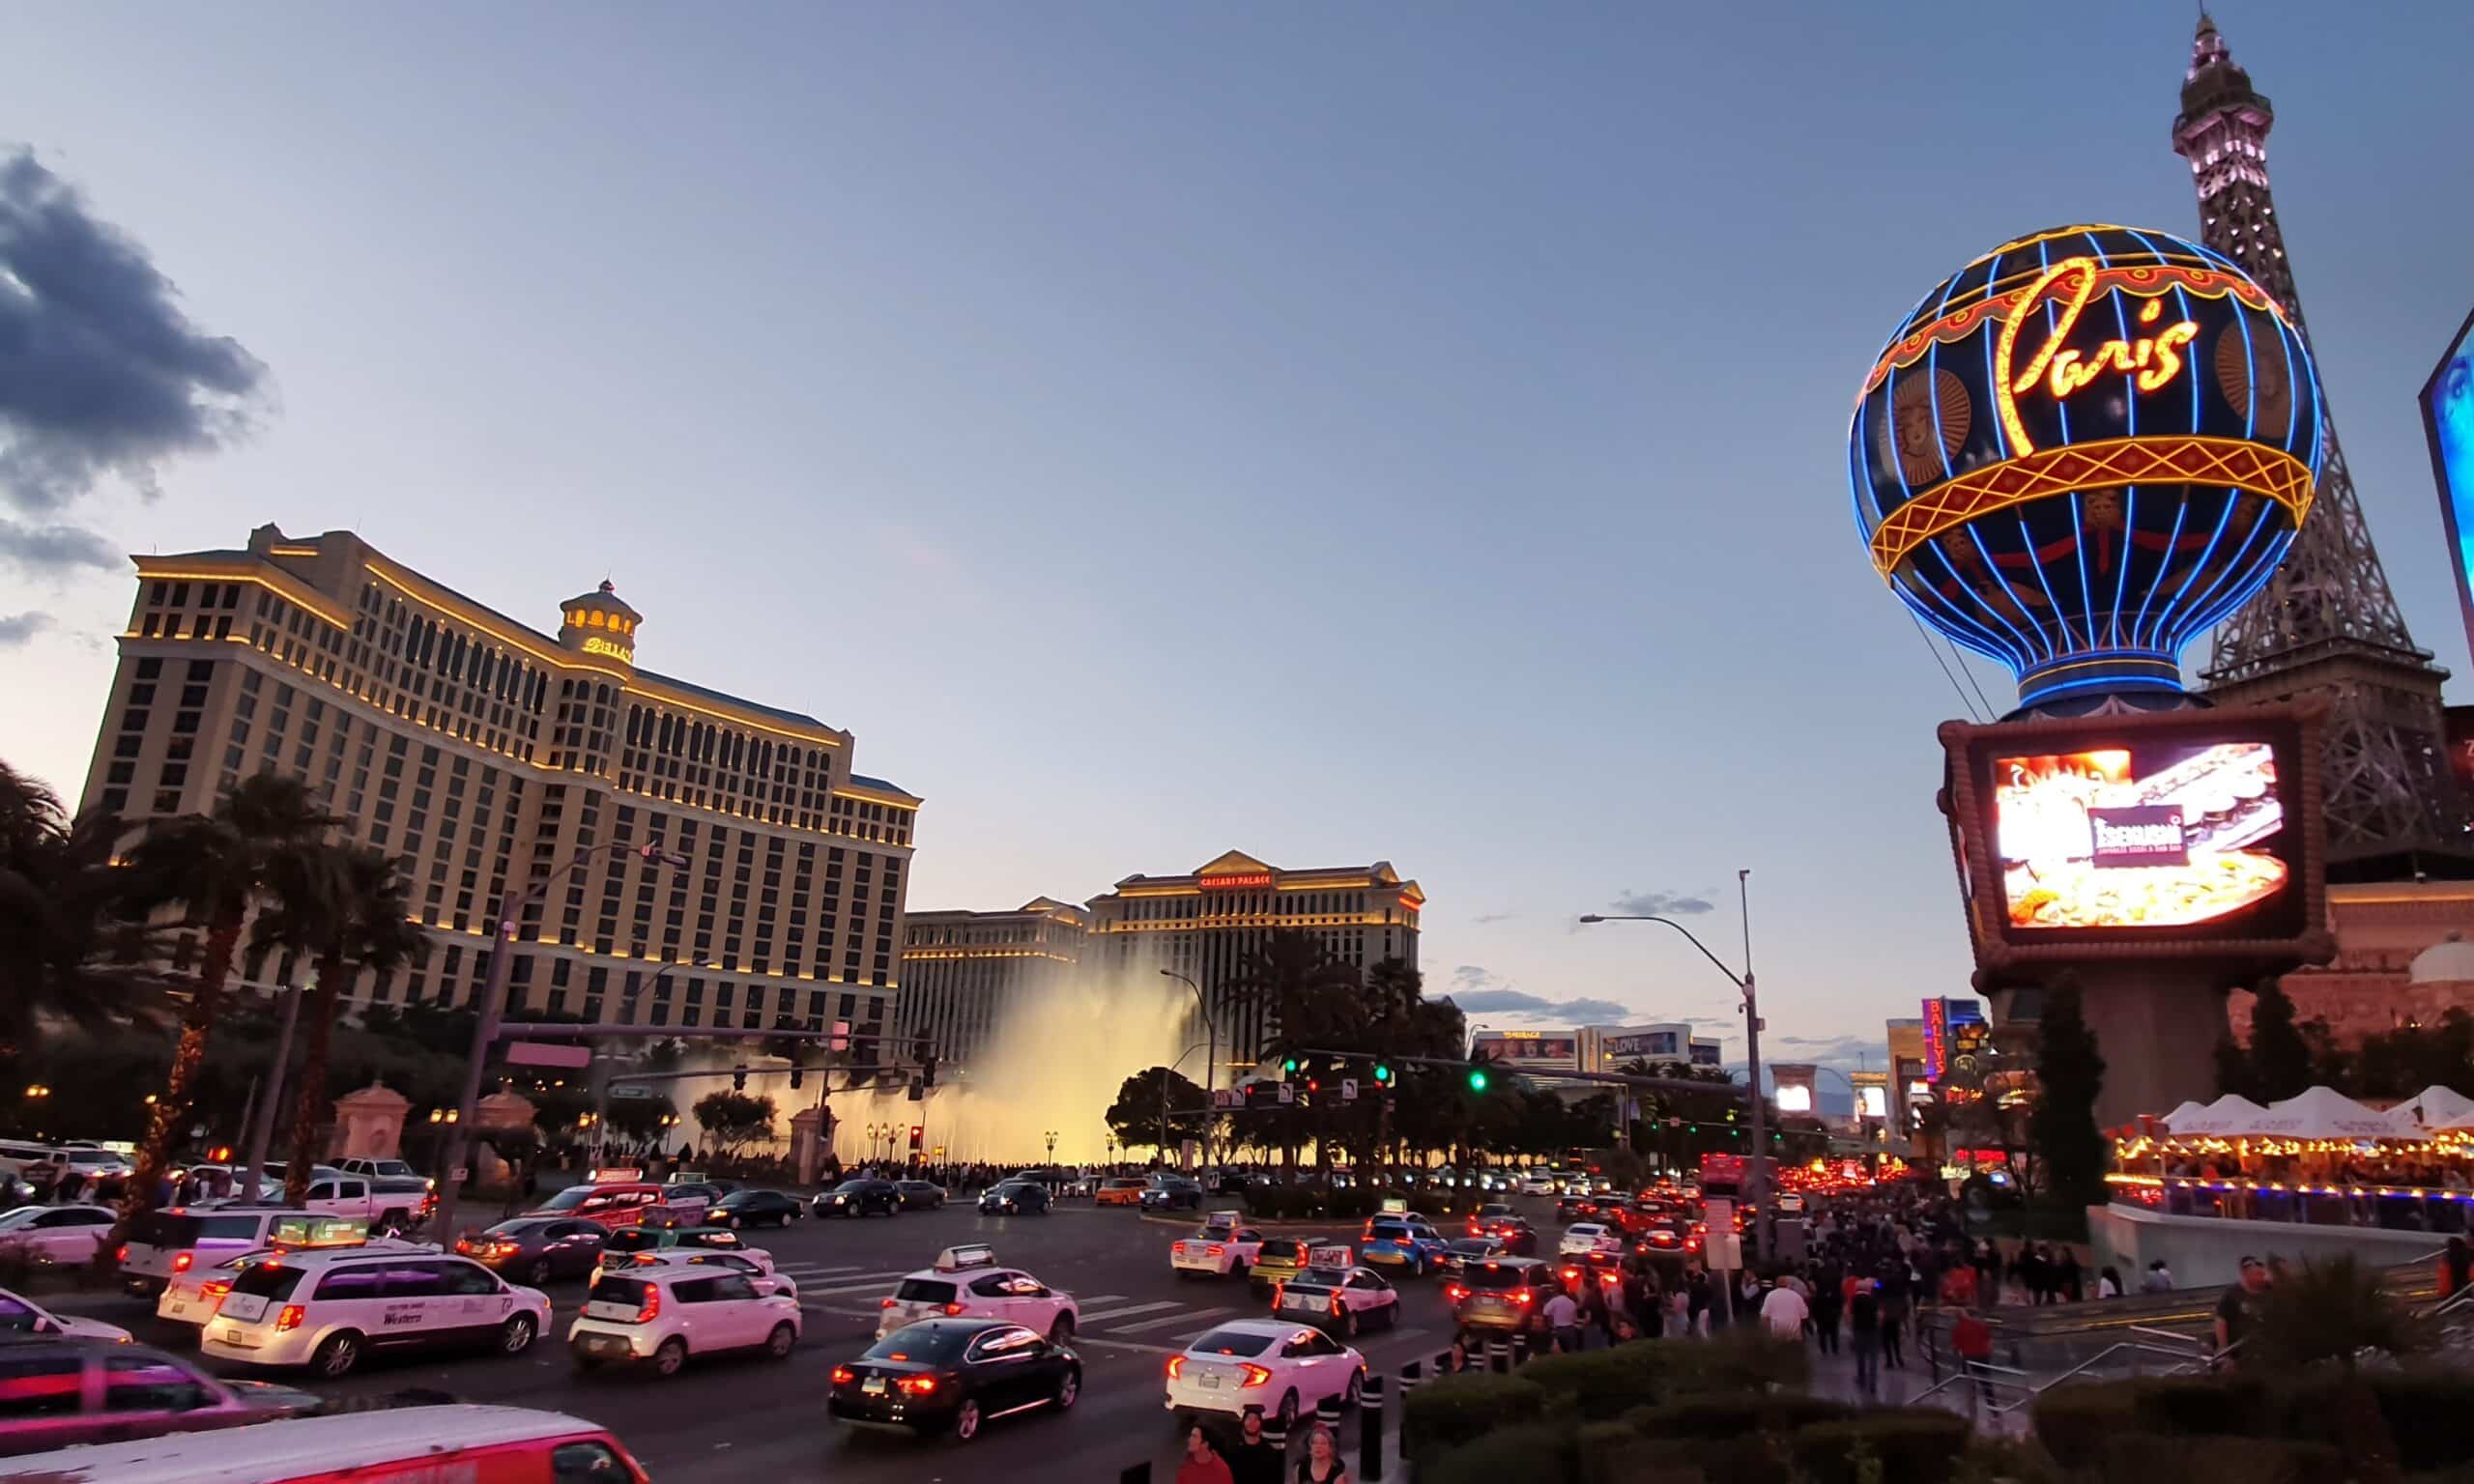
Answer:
[[1602, 1031, 1682, 1061], [1476, 1035, 1576, 1062], [1858, 1086, 1889, 1119], [1774, 1085, 1813, 1114], [2425, 307, 2474, 666], [1969, 716, 2307, 943]]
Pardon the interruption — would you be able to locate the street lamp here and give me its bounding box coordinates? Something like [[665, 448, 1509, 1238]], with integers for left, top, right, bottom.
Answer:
[[1160, 970, 1217, 1170], [1044, 1130, 1058, 1163], [1579, 869, 1771, 1254], [434, 838, 689, 1241], [1162, 1043, 1209, 1165]]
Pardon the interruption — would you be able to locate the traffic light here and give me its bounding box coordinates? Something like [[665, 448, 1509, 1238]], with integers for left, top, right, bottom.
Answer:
[[1372, 1063, 1393, 1085], [732, 1065, 748, 1091], [1282, 1057, 1300, 1075], [1467, 1068, 1490, 1093], [788, 1063, 804, 1091], [921, 1053, 938, 1089]]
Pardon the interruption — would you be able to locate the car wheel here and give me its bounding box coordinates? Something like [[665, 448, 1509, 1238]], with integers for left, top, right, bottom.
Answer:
[[1341, 1307, 1359, 1339], [1055, 1366, 1079, 1410], [652, 1337, 687, 1378], [500, 1314, 538, 1355], [1344, 1368, 1365, 1408], [1277, 1389, 1299, 1429], [952, 1397, 983, 1442], [1230, 1260, 1248, 1282], [312, 1331, 363, 1379], [525, 1258, 552, 1287], [1049, 1314, 1074, 1345], [765, 1322, 795, 1359]]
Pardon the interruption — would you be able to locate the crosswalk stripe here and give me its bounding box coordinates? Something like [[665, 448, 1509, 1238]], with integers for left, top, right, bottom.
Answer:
[[1070, 1295, 1128, 1307], [791, 1271, 918, 1297], [1076, 1300, 1184, 1325], [1108, 1306, 1234, 1334], [775, 1264, 867, 1277]]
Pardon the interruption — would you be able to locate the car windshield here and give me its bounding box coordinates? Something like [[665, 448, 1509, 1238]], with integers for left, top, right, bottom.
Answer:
[[1367, 1224, 1408, 1241], [834, 1181, 876, 1192], [1448, 1240, 1496, 1255], [538, 1186, 595, 1212], [894, 1278, 957, 1304], [865, 1326, 973, 1364], [590, 1276, 653, 1309], [1466, 1264, 1536, 1291], [1187, 1327, 1276, 1357], [483, 1220, 547, 1239], [228, 1263, 304, 1300], [718, 1192, 758, 1206], [0, 1294, 43, 1332], [603, 1231, 657, 1253], [1258, 1241, 1306, 1260]]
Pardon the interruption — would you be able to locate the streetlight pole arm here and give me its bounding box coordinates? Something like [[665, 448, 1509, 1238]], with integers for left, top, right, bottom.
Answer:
[[1575, 914, 1747, 995]]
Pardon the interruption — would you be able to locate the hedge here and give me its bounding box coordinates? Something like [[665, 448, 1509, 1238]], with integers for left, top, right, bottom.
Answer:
[[1577, 1418, 1681, 1484], [2029, 1381, 2140, 1470], [1658, 1330, 1809, 1396], [2280, 1368, 2474, 1472], [1401, 1372, 1550, 1454], [1627, 1392, 1856, 1441], [1520, 1345, 1666, 1421], [1790, 1411, 1972, 1484], [2122, 1374, 2270, 1437], [1420, 1423, 1576, 1484], [2101, 1433, 2346, 1484]]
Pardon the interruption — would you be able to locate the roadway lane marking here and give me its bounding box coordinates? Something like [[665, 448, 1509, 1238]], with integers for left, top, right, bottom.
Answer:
[[1074, 1300, 1183, 1325], [1070, 1296, 1129, 1307], [781, 1271, 917, 1297], [1107, 1306, 1234, 1333], [773, 1264, 869, 1277]]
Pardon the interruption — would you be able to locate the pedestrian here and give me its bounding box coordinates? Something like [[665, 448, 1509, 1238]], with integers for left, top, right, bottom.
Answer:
[[1759, 1276, 1809, 1341], [2143, 1259, 2175, 1294], [2442, 1237, 2472, 1299], [1178, 1425, 1235, 1484], [2098, 1266, 2124, 1299], [1543, 1286, 1584, 1354], [1952, 1308, 1997, 1413], [1295, 1423, 1349, 1484], [1226, 1408, 1283, 1484], [1879, 1267, 1908, 1371], [1810, 1263, 1843, 1356], [1848, 1278, 1882, 1397], [1670, 1281, 1692, 1338], [2213, 1255, 2272, 1368], [1444, 1334, 1473, 1375], [1686, 1269, 1712, 1337]]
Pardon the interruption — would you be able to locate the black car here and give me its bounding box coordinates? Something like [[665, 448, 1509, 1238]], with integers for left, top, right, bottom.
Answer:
[[453, 1216, 608, 1284], [977, 1181, 1050, 1215], [816, 1179, 901, 1217], [709, 1189, 804, 1229], [1554, 1193, 1601, 1222], [1137, 1179, 1202, 1213], [895, 1180, 947, 1212], [828, 1317, 1080, 1441]]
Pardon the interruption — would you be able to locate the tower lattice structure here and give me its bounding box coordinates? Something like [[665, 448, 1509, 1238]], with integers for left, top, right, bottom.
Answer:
[[2174, 13, 2467, 873]]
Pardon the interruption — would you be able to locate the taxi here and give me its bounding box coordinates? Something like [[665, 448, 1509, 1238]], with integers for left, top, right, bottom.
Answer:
[[628, 1245, 799, 1298], [199, 1247, 552, 1379], [1170, 1212, 1264, 1279], [526, 1177, 678, 1231], [1094, 1177, 1147, 1207], [1559, 1221, 1624, 1257], [595, 1207, 746, 1268], [0, 1405, 651, 1483], [877, 1244, 1079, 1345], [1268, 1263, 1398, 1339], [1357, 1216, 1451, 1277], [1245, 1237, 1323, 1297], [156, 1231, 431, 1327]]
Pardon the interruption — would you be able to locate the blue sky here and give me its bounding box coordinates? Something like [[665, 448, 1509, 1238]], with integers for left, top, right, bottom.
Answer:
[[3, 3, 2470, 1075]]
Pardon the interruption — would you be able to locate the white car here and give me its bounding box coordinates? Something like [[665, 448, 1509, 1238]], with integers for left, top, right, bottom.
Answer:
[[201, 1248, 550, 1379], [337, 1157, 426, 1184], [0, 1204, 117, 1266], [1270, 1265, 1399, 1339], [633, 1246, 800, 1299], [1517, 1175, 1557, 1197], [0, 1283, 131, 1342], [1559, 1222, 1623, 1257], [120, 1208, 366, 1297], [1165, 1319, 1366, 1429], [156, 1235, 435, 1327], [1776, 1192, 1807, 1215], [877, 1244, 1079, 1343], [1171, 1213, 1266, 1279], [570, 1262, 800, 1378]]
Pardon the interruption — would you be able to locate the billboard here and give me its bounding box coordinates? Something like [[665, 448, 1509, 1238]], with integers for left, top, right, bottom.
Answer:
[[1474, 1033, 1576, 1063], [2424, 306, 2474, 666], [1942, 704, 2329, 965], [1857, 1085, 1889, 1119], [1601, 1029, 1683, 1062]]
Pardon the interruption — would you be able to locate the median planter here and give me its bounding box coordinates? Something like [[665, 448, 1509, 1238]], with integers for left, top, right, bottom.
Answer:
[[1420, 1423, 1576, 1484], [1401, 1372, 1550, 1454], [1788, 1410, 1971, 1484]]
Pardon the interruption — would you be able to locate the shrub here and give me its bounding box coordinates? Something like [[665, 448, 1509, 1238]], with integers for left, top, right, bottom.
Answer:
[[1421, 1422, 1576, 1484], [2101, 1433, 2345, 1484], [2029, 1381, 2139, 1470], [1521, 1345, 1666, 1421], [2369, 1369, 2474, 1472], [1629, 1393, 1770, 1441], [1638, 1435, 1797, 1484], [2123, 1374, 2269, 1436], [1402, 1372, 1550, 1454], [1790, 1410, 1972, 1484], [1659, 1329, 1809, 1395], [1578, 1418, 1683, 1484]]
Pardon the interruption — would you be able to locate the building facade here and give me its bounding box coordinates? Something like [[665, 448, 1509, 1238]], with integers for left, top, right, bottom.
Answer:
[[81, 525, 919, 1046], [898, 898, 1088, 1070], [1084, 850, 1423, 1069], [1884, 1018, 1928, 1137], [2226, 881, 2474, 1046]]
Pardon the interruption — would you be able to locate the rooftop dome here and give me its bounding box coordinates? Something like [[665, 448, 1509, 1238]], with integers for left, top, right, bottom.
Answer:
[[2410, 932, 2474, 985]]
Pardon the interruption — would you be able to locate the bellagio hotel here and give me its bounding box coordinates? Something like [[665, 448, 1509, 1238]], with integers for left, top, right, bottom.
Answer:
[[79, 524, 921, 1047]]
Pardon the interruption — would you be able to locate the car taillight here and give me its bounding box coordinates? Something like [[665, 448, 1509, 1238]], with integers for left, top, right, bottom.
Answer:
[[1270, 1282, 1284, 1306], [1240, 1363, 1272, 1387], [116, 1245, 129, 1263], [830, 1365, 855, 1384], [1516, 1290, 1535, 1305], [898, 1375, 938, 1396], [1330, 1295, 1344, 1316], [1206, 1244, 1224, 1258], [942, 1302, 966, 1316], [486, 1241, 519, 1258], [275, 1304, 305, 1332], [635, 1289, 661, 1325], [1172, 1242, 1185, 1255], [455, 1238, 475, 1253], [172, 1253, 193, 1273], [879, 1298, 897, 1309], [1165, 1356, 1185, 1380]]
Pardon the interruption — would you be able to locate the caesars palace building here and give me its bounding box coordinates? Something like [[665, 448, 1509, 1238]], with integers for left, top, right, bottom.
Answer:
[[80, 525, 919, 1047]]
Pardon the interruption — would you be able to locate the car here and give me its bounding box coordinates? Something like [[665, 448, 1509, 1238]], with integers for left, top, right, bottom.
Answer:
[[1138, 1178, 1204, 1213], [1776, 1192, 1807, 1215], [1270, 1265, 1399, 1339], [1245, 1237, 1326, 1296], [568, 1263, 800, 1377], [335, 1157, 424, 1184], [978, 1181, 1052, 1215], [0, 1284, 130, 1343], [596, 1222, 745, 1268], [200, 1248, 552, 1379], [876, 1244, 1079, 1343], [660, 1181, 737, 1209], [1436, 1237, 1505, 1275], [1358, 1218, 1451, 1276], [631, 1245, 800, 1299], [156, 1236, 435, 1327], [1559, 1222, 1624, 1258], [117, 1208, 342, 1297], [0, 1337, 307, 1457], [1633, 1219, 1696, 1259], [526, 1181, 672, 1230], [1555, 1194, 1601, 1222], [452, 1216, 609, 1285], [366, 1177, 437, 1235], [1556, 1250, 1629, 1298], [815, 1178, 901, 1218], [1095, 1177, 1148, 1208], [830, 1316, 1082, 1441], [1, 1404, 651, 1481], [1444, 1256, 1557, 1335], [1517, 1174, 1557, 1197], [1165, 1320, 1365, 1430], [0, 1204, 116, 1267], [708, 1189, 805, 1229], [1170, 1213, 1264, 1279], [895, 1180, 947, 1212]]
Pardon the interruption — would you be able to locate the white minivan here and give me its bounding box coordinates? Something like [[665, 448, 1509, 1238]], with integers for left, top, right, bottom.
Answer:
[[202, 1248, 550, 1378], [118, 1209, 344, 1296]]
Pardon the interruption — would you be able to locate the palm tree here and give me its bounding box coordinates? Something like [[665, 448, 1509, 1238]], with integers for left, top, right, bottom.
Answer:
[[0, 763, 170, 1054], [119, 775, 339, 1218], [264, 845, 423, 1207], [1225, 931, 1365, 1182]]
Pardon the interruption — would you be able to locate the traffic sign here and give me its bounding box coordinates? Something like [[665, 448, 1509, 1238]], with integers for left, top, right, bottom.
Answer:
[[1277, 1082, 1295, 1104], [1340, 1078, 1359, 1103], [506, 1042, 591, 1069], [1214, 1089, 1242, 1109]]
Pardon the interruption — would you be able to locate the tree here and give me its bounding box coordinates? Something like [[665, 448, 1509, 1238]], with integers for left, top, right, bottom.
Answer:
[[2213, 1034, 2259, 1103], [2248, 1254, 2430, 1483], [1225, 931, 1365, 1181], [0, 763, 169, 1056], [119, 775, 338, 1221], [2028, 981, 2108, 1212], [2246, 977, 2315, 1101], [692, 1091, 777, 1156], [274, 846, 424, 1206], [1106, 1067, 1207, 1156]]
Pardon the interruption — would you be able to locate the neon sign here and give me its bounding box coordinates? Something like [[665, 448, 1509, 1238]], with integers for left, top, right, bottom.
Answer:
[[1995, 256, 2200, 455], [1198, 873, 1275, 890], [582, 636, 634, 663]]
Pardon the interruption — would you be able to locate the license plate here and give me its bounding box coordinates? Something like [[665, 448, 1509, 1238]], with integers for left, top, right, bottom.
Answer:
[[219, 1295, 268, 1323], [862, 1376, 887, 1395], [587, 1335, 630, 1356], [164, 1299, 190, 1318], [1198, 1372, 1221, 1389], [220, 1326, 245, 1343]]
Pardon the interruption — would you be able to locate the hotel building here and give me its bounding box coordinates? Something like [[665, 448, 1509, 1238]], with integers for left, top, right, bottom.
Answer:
[[898, 898, 1089, 1068], [79, 524, 920, 1044], [1085, 851, 1424, 1068]]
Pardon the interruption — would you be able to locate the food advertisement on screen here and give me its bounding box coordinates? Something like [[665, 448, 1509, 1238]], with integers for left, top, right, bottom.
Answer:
[[1475, 1035, 1576, 1062]]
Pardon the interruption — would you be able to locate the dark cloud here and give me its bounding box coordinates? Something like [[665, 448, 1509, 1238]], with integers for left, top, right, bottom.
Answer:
[[1771, 1034, 1884, 1065], [1442, 966, 1633, 1027], [1609, 889, 1716, 917], [1472, 911, 1518, 925], [0, 611, 52, 645], [0, 516, 117, 573], [0, 148, 267, 513]]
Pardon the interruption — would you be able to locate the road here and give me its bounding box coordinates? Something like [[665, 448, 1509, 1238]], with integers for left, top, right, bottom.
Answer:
[[47, 1194, 1496, 1482]]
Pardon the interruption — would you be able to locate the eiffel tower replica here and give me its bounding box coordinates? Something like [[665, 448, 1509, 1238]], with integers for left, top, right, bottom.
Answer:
[[2174, 12, 2472, 878]]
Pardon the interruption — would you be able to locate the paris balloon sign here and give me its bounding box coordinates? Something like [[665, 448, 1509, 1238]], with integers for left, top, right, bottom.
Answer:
[[1938, 700, 2333, 968], [1853, 225, 2323, 708]]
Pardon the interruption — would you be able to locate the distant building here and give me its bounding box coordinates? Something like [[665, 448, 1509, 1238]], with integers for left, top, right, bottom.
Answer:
[[1085, 850, 1423, 1068], [1580, 1023, 1722, 1072], [899, 899, 1088, 1069], [2231, 882, 2474, 1046], [1884, 1018, 1928, 1137]]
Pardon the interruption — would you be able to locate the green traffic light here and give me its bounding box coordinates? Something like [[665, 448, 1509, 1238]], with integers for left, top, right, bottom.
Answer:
[[1467, 1069, 1489, 1092], [1282, 1057, 1299, 1074], [1373, 1064, 1393, 1084]]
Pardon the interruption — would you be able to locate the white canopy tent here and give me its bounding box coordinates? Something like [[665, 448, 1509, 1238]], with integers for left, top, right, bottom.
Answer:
[[2158, 1099, 2210, 1132], [2387, 1085, 2474, 1137], [2165, 1094, 2272, 1137], [2253, 1086, 2396, 1141]]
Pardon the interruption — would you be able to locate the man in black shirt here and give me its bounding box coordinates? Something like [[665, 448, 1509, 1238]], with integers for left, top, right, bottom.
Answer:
[[1224, 1406, 1284, 1484], [2213, 1255, 2271, 1365]]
